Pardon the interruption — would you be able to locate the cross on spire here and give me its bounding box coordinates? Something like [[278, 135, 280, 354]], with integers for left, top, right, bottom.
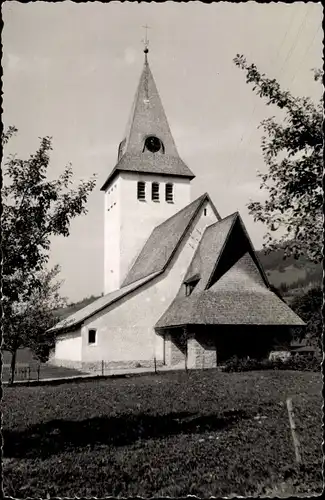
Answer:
[[142, 24, 151, 54]]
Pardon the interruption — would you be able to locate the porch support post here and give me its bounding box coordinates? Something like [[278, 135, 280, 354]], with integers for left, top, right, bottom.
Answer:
[[164, 331, 172, 366], [182, 326, 188, 373]]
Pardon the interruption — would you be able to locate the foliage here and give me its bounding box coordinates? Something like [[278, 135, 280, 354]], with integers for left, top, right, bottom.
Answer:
[[2, 371, 322, 497], [2, 127, 96, 380], [223, 354, 320, 373], [234, 55, 323, 263], [3, 266, 65, 360], [290, 287, 323, 350]]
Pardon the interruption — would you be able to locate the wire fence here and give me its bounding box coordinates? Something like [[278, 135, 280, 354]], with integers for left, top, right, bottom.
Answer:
[[2, 357, 165, 384], [3, 355, 224, 384], [2, 364, 42, 383]]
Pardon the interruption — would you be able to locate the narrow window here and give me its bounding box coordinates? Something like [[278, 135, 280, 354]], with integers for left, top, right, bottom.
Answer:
[[88, 329, 97, 345], [137, 181, 146, 201], [165, 183, 174, 203], [152, 182, 160, 202], [204, 208, 207, 216], [185, 283, 198, 296], [184, 275, 200, 296]]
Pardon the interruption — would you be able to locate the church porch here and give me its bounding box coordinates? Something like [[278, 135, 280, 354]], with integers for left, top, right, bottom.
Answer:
[[162, 325, 293, 369], [163, 328, 217, 369]]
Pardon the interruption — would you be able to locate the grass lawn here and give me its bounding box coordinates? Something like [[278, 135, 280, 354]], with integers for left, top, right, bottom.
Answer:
[[2, 370, 323, 497], [2, 363, 86, 382], [2, 349, 86, 382]]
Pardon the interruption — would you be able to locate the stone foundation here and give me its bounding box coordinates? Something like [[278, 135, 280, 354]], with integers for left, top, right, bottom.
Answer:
[[48, 358, 83, 370], [164, 331, 217, 369], [48, 358, 163, 373], [164, 332, 186, 366], [188, 332, 217, 369]]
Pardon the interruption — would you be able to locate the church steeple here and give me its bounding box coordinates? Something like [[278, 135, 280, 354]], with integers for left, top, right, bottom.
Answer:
[[101, 45, 194, 191], [122, 51, 181, 158], [102, 43, 194, 294]]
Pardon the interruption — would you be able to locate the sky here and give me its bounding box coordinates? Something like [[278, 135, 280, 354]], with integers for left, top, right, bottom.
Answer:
[[2, 1, 323, 302]]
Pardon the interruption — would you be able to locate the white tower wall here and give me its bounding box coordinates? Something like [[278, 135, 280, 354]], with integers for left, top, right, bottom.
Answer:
[[104, 171, 191, 294], [104, 177, 121, 294]]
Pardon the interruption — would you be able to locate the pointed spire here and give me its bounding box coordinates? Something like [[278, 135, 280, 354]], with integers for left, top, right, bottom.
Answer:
[[101, 42, 195, 191], [121, 49, 180, 157]]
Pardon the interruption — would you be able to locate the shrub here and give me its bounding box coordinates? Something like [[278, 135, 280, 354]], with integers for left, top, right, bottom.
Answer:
[[283, 354, 321, 372], [223, 354, 320, 373], [290, 286, 322, 350]]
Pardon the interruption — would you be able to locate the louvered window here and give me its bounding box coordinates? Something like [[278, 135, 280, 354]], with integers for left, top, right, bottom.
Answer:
[[165, 183, 174, 203], [137, 181, 146, 201], [152, 182, 160, 201]]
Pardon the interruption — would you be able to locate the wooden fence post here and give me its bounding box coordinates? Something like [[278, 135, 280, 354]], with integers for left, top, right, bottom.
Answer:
[[286, 398, 302, 465], [154, 357, 157, 374], [101, 360, 104, 376]]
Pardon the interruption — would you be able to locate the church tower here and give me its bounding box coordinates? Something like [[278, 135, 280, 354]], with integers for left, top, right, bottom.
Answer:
[[101, 44, 195, 294]]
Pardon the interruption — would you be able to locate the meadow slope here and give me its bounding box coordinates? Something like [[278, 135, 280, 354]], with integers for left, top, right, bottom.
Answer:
[[3, 370, 323, 497]]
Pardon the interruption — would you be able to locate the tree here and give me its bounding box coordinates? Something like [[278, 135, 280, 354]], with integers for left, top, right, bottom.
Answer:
[[290, 287, 323, 352], [233, 55, 323, 263], [2, 127, 96, 382], [3, 266, 65, 384]]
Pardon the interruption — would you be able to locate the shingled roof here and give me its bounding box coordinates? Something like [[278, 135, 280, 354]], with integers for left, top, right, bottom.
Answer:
[[50, 193, 219, 333], [183, 213, 238, 294], [210, 252, 266, 291], [155, 289, 305, 328], [123, 193, 219, 286], [101, 153, 194, 191], [101, 55, 195, 191], [155, 216, 303, 329]]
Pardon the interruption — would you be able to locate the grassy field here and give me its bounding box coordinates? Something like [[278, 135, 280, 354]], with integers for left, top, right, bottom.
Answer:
[[2, 363, 86, 382], [2, 370, 323, 497], [2, 349, 86, 382]]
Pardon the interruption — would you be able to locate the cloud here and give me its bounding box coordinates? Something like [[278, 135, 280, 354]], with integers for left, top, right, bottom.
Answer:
[[172, 122, 260, 157], [5, 53, 50, 73], [232, 180, 267, 199], [7, 53, 21, 71], [123, 47, 137, 66]]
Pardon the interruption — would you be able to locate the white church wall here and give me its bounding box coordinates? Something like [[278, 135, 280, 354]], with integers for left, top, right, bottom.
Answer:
[[81, 199, 217, 368], [50, 328, 82, 368], [118, 171, 192, 287]]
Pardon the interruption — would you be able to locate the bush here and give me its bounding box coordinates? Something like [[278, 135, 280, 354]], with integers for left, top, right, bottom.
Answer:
[[283, 354, 321, 372], [223, 354, 320, 373], [290, 286, 322, 350]]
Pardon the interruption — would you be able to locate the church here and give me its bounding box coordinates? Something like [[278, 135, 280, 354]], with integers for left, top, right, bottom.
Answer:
[[49, 45, 304, 371]]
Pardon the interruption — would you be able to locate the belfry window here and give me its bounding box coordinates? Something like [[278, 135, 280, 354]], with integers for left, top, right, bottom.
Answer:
[[152, 182, 160, 201], [165, 183, 174, 203], [143, 136, 164, 154], [137, 181, 146, 201]]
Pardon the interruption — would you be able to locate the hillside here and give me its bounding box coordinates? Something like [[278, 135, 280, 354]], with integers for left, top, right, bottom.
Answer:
[[53, 295, 101, 322], [256, 248, 321, 293]]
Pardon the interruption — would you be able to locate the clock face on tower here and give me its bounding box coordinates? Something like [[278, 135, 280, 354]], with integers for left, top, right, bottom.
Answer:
[[144, 136, 163, 153]]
